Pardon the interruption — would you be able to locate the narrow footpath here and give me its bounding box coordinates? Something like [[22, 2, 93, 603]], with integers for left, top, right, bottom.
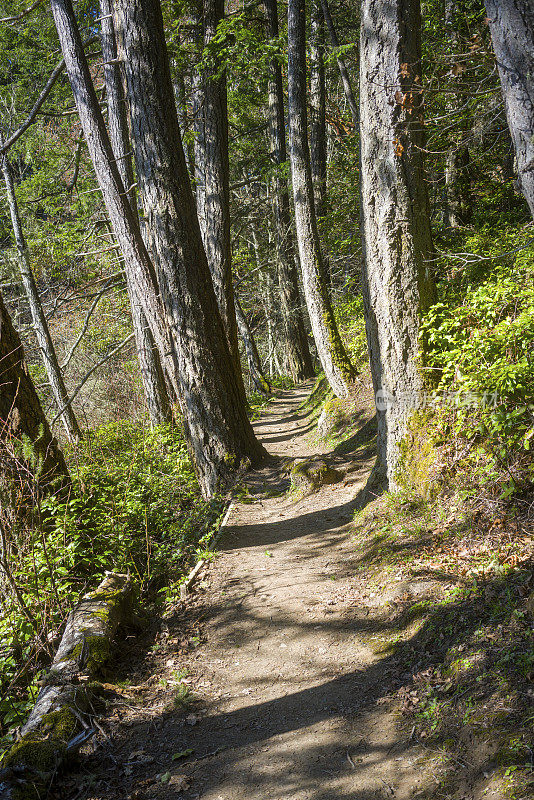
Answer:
[[74, 386, 433, 800]]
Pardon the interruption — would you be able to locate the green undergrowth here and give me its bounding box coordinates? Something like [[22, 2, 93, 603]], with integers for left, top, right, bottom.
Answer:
[[419, 222, 534, 501], [347, 221, 534, 798], [0, 419, 224, 754], [352, 491, 533, 799]]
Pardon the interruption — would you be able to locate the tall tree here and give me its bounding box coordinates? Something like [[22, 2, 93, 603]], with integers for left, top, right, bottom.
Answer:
[[320, 0, 359, 132], [443, 0, 472, 228], [287, 0, 356, 398], [310, 0, 327, 221], [359, 0, 436, 486], [113, 0, 265, 481], [0, 290, 70, 493], [51, 0, 264, 496], [484, 0, 534, 219], [193, 0, 245, 403], [264, 0, 315, 383], [99, 0, 172, 427], [1, 150, 82, 443]]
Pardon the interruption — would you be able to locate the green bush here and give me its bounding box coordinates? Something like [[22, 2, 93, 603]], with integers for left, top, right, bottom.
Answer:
[[0, 419, 220, 743]]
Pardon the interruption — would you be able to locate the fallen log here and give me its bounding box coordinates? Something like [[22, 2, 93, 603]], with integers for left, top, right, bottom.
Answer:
[[0, 572, 133, 800]]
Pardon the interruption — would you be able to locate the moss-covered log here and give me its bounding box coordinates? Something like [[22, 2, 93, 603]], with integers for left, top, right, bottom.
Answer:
[[0, 573, 132, 800]]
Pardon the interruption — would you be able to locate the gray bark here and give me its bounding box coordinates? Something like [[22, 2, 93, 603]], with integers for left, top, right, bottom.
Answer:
[[51, 0, 264, 496], [288, 0, 356, 398], [310, 0, 327, 221], [99, 0, 172, 427], [360, 0, 436, 487], [1, 151, 82, 444], [264, 0, 315, 383], [0, 288, 70, 494], [113, 0, 265, 486], [193, 0, 244, 402], [484, 0, 534, 219]]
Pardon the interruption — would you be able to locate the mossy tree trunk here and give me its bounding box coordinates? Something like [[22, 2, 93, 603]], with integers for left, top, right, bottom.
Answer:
[[0, 574, 132, 800], [0, 289, 70, 495], [359, 0, 436, 487], [287, 0, 356, 398]]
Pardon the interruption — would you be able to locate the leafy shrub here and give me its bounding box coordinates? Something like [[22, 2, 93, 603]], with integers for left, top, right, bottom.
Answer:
[[419, 224, 534, 495], [0, 420, 220, 743]]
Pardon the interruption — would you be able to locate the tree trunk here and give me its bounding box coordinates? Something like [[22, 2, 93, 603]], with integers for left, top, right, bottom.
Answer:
[[192, 0, 245, 404], [320, 0, 359, 131], [264, 0, 315, 383], [360, 0, 436, 487], [444, 144, 471, 228], [99, 0, 172, 427], [0, 152, 82, 444], [0, 289, 70, 494], [113, 0, 265, 487], [234, 296, 271, 395], [287, 0, 356, 399], [443, 0, 471, 228], [484, 0, 534, 219], [51, 0, 264, 497], [310, 0, 327, 221]]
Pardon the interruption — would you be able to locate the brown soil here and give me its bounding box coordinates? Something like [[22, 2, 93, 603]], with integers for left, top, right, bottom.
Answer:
[[63, 384, 435, 800]]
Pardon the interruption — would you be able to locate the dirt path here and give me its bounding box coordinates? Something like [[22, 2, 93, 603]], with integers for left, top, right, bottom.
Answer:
[[75, 386, 432, 800]]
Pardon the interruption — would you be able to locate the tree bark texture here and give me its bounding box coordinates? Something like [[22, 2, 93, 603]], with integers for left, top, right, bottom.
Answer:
[[264, 0, 315, 383], [0, 289, 70, 494], [114, 0, 265, 488], [52, 0, 263, 496], [359, 0, 436, 486], [310, 0, 327, 221], [484, 0, 534, 219], [0, 574, 132, 800], [193, 0, 244, 398], [288, 0, 356, 398], [1, 152, 82, 444], [99, 0, 172, 427]]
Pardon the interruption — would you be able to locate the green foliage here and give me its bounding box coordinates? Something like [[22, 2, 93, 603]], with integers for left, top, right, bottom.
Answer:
[[419, 224, 534, 492], [0, 420, 221, 746]]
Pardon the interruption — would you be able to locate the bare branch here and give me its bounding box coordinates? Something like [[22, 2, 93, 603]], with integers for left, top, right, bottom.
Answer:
[[0, 0, 44, 24], [60, 277, 117, 370], [51, 334, 135, 426], [0, 36, 98, 154]]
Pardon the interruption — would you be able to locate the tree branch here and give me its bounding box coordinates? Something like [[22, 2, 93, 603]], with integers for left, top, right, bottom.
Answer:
[[0, 35, 98, 154], [51, 334, 134, 425], [0, 0, 44, 24]]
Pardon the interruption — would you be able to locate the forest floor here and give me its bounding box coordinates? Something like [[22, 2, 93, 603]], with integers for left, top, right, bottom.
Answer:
[[58, 384, 530, 800]]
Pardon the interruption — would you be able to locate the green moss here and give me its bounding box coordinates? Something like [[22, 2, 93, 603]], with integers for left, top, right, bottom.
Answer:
[[290, 458, 341, 490], [397, 412, 440, 500]]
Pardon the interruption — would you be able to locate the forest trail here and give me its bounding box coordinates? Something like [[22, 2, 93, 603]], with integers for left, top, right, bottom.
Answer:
[[77, 386, 432, 800]]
